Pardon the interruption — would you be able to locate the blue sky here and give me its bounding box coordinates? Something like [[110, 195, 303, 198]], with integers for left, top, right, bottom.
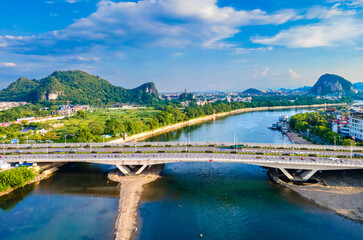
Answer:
[[1, 0, 363, 92]]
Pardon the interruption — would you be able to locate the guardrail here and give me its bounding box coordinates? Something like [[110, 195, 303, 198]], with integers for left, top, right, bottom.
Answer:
[[4, 152, 363, 169], [1, 141, 362, 152]]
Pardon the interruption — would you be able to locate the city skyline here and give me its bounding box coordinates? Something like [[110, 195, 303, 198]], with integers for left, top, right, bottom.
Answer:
[[1, 0, 363, 91]]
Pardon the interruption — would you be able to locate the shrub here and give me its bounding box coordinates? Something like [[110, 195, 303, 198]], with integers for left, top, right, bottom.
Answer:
[[0, 167, 35, 191]]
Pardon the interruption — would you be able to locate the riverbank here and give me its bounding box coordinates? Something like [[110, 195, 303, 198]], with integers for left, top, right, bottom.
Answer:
[[270, 170, 363, 222], [0, 162, 66, 197], [109, 103, 346, 143], [108, 165, 164, 240]]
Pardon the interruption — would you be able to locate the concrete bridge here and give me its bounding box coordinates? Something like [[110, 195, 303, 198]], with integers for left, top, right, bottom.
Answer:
[[3, 141, 363, 181]]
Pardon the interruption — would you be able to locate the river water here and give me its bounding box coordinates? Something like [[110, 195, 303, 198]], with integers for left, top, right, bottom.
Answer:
[[1, 108, 363, 240]]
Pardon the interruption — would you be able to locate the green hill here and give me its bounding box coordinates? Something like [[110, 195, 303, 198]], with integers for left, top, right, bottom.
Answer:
[[0, 70, 159, 105], [310, 74, 353, 96]]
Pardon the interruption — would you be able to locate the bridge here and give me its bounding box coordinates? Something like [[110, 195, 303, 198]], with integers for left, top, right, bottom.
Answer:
[[3, 141, 363, 181]]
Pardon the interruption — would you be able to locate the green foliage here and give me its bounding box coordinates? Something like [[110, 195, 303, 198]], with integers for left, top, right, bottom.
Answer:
[[291, 111, 342, 145], [0, 70, 159, 105], [342, 139, 355, 146], [0, 167, 35, 192], [104, 119, 124, 136]]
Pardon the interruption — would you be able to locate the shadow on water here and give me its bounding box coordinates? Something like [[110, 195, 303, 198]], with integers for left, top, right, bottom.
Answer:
[[0, 184, 35, 211]]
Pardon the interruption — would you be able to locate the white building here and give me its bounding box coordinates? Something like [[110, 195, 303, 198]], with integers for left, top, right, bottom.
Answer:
[[349, 114, 363, 141]]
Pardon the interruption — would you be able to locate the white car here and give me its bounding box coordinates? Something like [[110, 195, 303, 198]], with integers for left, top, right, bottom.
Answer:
[[329, 157, 339, 161]]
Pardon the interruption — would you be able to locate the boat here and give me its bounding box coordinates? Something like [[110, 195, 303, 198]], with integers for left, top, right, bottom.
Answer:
[[278, 114, 289, 123]]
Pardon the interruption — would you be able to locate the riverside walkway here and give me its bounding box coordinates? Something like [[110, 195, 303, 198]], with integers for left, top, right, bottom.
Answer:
[[3, 141, 363, 181]]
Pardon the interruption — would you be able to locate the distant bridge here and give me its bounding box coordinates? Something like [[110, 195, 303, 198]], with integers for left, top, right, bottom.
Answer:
[[3, 142, 363, 181]]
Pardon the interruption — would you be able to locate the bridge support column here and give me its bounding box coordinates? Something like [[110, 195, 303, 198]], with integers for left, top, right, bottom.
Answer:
[[300, 170, 317, 181], [135, 165, 148, 175], [116, 164, 131, 175], [279, 168, 294, 180]]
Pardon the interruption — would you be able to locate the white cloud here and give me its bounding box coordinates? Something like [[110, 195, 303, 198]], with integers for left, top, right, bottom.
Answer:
[[303, 4, 356, 20], [230, 59, 249, 63], [261, 67, 270, 76], [0, 0, 298, 53], [289, 69, 302, 79], [1, 62, 16, 67], [234, 46, 273, 54], [172, 52, 184, 57], [65, 0, 81, 3], [252, 18, 363, 48]]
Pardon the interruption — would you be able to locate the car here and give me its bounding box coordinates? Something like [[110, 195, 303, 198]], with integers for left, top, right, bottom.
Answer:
[[329, 157, 339, 161], [354, 154, 363, 158]]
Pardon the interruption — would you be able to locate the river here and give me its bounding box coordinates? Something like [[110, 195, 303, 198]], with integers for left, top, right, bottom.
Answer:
[[1, 108, 363, 240]]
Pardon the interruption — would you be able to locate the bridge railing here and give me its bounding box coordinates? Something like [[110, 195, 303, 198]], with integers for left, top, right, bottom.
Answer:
[[0, 141, 361, 152], [4, 152, 363, 168]]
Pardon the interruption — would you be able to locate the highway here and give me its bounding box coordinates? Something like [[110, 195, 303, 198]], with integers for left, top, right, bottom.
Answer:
[[3, 141, 363, 181]]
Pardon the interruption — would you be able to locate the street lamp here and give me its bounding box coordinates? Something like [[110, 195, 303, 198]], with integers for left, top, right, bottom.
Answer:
[[90, 139, 93, 152], [64, 135, 67, 145], [3, 141, 5, 155], [334, 136, 336, 151], [292, 139, 295, 156]]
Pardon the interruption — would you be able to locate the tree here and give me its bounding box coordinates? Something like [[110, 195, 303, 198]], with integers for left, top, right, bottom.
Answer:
[[88, 121, 104, 135], [76, 126, 93, 142], [342, 139, 355, 146], [104, 119, 124, 136], [76, 110, 87, 119]]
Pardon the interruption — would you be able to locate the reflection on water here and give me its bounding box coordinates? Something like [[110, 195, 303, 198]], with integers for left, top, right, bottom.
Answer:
[[0, 163, 119, 240], [137, 109, 363, 240], [0, 184, 35, 211], [147, 109, 304, 143]]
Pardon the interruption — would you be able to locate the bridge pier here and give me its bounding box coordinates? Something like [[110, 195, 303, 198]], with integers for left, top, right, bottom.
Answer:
[[115, 164, 150, 175], [135, 165, 148, 175], [116, 164, 131, 175], [300, 170, 317, 181], [279, 168, 318, 182]]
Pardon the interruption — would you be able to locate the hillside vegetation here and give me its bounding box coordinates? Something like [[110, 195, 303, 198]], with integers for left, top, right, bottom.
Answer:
[[0, 71, 159, 105]]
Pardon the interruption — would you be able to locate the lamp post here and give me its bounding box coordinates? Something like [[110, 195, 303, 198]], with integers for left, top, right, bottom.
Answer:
[[3, 141, 5, 155], [90, 139, 93, 152], [350, 142, 354, 158], [292, 139, 295, 156], [103, 135, 105, 147], [334, 136, 336, 151], [64, 135, 67, 145]]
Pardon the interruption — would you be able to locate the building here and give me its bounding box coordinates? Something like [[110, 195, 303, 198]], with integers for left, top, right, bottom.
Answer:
[[349, 113, 363, 141], [330, 118, 350, 137]]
